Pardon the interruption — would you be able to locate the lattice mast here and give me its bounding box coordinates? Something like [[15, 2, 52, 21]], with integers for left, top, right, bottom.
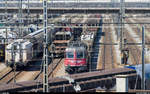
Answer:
[[120, 0, 125, 50], [43, 0, 49, 92]]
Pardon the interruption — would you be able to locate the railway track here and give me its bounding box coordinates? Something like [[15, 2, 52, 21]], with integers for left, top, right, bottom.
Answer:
[[128, 18, 150, 44], [0, 67, 13, 84], [110, 20, 121, 67], [124, 27, 141, 65], [102, 23, 115, 69], [128, 19, 150, 63], [0, 67, 28, 84], [3, 57, 64, 83], [34, 58, 64, 80], [0, 60, 44, 84], [127, 18, 150, 63], [97, 17, 117, 70], [0, 63, 32, 84]]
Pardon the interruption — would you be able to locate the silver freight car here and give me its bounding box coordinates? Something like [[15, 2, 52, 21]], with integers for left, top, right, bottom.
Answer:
[[5, 28, 56, 67]]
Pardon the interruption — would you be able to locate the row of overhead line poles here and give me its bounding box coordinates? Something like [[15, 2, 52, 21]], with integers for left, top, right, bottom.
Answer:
[[3, 0, 146, 92]]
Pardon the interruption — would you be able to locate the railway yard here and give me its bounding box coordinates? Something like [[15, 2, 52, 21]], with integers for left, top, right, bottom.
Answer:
[[0, 2, 150, 92]]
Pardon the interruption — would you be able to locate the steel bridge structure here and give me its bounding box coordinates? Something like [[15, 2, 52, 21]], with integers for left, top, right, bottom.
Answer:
[[1, 2, 150, 13]]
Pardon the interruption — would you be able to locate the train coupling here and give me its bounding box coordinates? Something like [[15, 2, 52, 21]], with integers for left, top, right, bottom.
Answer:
[[65, 66, 74, 73], [77, 66, 88, 72]]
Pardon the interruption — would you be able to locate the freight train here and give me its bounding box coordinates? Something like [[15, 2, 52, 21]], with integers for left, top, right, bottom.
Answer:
[[49, 15, 86, 58], [5, 28, 58, 67], [64, 14, 101, 73]]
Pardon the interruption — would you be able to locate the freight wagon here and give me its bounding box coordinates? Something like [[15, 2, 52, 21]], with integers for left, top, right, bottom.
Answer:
[[5, 28, 58, 67], [49, 28, 73, 58]]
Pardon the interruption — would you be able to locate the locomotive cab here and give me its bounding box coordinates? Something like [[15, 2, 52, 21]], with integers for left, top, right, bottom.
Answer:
[[64, 42, 88, 73]]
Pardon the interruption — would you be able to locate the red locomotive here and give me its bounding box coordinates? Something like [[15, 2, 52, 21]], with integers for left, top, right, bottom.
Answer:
[[64, 41, 89, 73], [64, 14, 101, 73]]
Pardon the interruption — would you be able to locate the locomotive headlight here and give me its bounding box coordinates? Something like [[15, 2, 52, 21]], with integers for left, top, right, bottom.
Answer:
[[77, 60, 82, 63], [69, 60, 84, 63], [70, 60, 76, 63]]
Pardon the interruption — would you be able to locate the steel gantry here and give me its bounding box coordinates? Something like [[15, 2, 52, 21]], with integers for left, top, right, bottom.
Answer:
[[1, 1, 150, 14]]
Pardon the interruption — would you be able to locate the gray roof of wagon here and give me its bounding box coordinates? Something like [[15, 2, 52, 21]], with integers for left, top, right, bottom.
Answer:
[[66, 46, 86, 52]]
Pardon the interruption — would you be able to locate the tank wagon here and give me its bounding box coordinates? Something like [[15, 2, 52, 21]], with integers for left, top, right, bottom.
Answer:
[[5, 28, 57, 67]]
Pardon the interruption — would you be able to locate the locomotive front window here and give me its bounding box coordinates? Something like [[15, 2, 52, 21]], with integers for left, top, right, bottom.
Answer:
[[13, 45, 17, 51], [76, 52, 84, 59], [66, 52, 74, 58]]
